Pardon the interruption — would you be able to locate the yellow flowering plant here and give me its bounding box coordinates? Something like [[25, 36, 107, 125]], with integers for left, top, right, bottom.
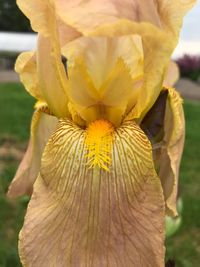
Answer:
[[8, 0, 196, 266]]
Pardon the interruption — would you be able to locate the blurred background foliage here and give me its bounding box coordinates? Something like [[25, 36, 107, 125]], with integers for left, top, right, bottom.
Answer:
[[0, 0, 31, 32], [176, 55, 200, 82]]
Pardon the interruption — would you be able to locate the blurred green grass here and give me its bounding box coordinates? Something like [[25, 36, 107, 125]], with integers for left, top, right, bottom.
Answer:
[[0, 83, 199, 267], [0, 83, 34, 142], [0, 83, 34, 267]]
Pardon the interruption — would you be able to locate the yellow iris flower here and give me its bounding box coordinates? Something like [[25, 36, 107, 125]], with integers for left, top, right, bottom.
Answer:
[[8, 0, 196, 266]]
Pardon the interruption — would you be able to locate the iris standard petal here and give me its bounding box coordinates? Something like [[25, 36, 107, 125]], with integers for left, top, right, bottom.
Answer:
[[62, 35, 143, 88], [110, 0, 196, 40], [55, 0, 161, 35], [7, 110, 58, 197], [68, 58, 99, 107], [155, 0, 196, 37], [63, 37, 119, 89], [56, 0, 196, 39], [16, 0, 49, 36], [56, 0, 120, 35], [37, 35, 69, 117], [100, 58, 137, 125], [91, 20, 175, 121], [17, 0, 72, 117], [154, 88, 185, 216], [19, 120, 165, 267], [100, 58, 135, 107], [67, 57, 138, 126], [34, 0, 70, 118], [17, 0, 80, 41]]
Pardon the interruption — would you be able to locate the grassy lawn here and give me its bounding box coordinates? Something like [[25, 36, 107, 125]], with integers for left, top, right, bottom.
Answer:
[[0, 83, 34, 267], [0, 82, 199, 267]]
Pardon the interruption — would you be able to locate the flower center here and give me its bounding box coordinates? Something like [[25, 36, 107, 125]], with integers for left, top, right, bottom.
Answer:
[[85, 119, 114, 171]]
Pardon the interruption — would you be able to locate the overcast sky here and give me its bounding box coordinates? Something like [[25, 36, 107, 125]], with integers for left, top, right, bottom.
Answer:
[[180, 0, 200, 41]]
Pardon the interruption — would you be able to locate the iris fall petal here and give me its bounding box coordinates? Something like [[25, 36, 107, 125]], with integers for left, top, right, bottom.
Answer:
[[19, 120, 165, 267]]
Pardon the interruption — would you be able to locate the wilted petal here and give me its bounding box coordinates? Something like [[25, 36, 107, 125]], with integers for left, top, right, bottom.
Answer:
[[164, 61, 180, 87], [165, 198, 183, 238], [140, 90, 168, 144], [15, 51, 43, 101], [155, 88, 185, 216], [19, 120, 165, 267], [7, 110, 58, 197]]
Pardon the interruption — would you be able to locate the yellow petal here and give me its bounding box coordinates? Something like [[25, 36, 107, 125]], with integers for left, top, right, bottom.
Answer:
[[89, 20, 174, 121], [155, 0, 196, 38], [17, 0, 71, 117], [67, 57, 139, 126], [17, 0, 80, 41], [37, 35, 69, 117], [63, 36, 142, 124], [85, 0, 194, 120], [56, 0, 120, 35], [164, 61, 180, 87], [71, 104, 101, 125], [100, 58, 138, 125], [19, 120, 165, 266], [7, 109, 58, 198], [68, 58, 99, 107], [34, 1, 71, 118], [55, 0, 161, 35], [15, 51, 43, 101], [154, 88, 185, 216], [58, 19, 81, 46], [67, 58, 103, 123], [101, 106, 129, 129], [62, 35, 143, 88], [63, 37, 117, 89], [100, 58, 135, 107], [114, 35, 143, 80], [56, 0, 196, 39], [16, 0, 50, 36]]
